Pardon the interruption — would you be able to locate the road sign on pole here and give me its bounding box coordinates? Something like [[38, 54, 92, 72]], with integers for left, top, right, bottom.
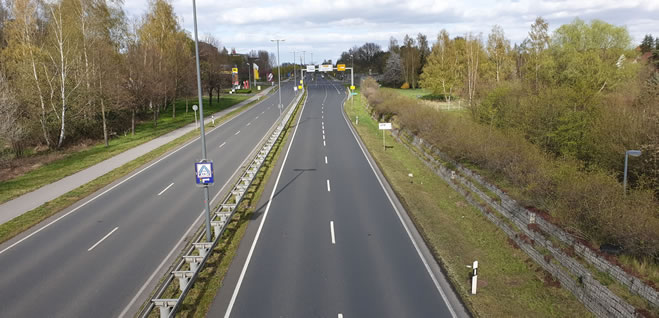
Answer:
[[350, 85, 356, 90], [267, 73, 273, 82], [319, 64, 332, 72], [195, 160, 214, 185], [306, 65, 315, 72], [337, 64, 346, 71], [379, 123, 392, 151]]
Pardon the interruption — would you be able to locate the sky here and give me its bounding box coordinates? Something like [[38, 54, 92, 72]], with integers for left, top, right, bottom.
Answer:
[[124, 0, 659, 65]]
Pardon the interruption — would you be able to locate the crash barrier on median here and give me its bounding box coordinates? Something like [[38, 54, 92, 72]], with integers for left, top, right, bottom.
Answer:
[[139, 89, 305, 318], [357, 101, 657, 317]]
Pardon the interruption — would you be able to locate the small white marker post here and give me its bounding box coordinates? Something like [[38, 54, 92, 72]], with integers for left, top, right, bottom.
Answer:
[[192, 104, 199, 128], [212, 115, 215, 126], [356, 116, 358, 125], [471, 260, 478, 294]]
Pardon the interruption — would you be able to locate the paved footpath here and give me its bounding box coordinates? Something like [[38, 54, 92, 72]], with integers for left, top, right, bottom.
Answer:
[[0, 87, 274, 225]]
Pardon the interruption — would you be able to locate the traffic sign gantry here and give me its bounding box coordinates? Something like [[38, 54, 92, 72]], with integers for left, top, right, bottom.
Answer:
[[337, 64, 346, 71], [319, 64, 333, 72]]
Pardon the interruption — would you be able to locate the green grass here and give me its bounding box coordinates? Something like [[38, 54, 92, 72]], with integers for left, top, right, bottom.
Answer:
[[381, 87, 432, 99], [0, 95, 250, 205], [0, 95, 261, 246], [345, 88, 592, 317]]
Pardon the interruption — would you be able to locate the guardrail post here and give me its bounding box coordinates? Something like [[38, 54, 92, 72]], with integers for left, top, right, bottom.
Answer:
[[192, 242, 212, 257], [183, 255, 204, 272], [173, 271, 195, 292], [152, 299, 177, 317]]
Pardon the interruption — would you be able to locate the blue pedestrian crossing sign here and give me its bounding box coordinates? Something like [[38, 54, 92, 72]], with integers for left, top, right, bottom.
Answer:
[[195, 160, 214, 186]]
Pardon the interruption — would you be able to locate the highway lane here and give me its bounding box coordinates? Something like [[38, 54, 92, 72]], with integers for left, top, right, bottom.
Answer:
[[222, 77, 457, 317], [0, 81, 297, 317]]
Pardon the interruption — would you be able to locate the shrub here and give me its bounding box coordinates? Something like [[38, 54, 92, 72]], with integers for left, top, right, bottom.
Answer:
[[362, 78, 659, 259]]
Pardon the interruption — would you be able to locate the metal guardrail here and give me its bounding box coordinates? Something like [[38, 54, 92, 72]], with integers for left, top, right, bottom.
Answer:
[[139, 89, 305, 318]]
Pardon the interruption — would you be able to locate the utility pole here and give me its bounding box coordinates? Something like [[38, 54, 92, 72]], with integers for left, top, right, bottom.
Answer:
[[302, 50, 306, 65], [271, 39, 285, 115], [192, 0, 212, 242]]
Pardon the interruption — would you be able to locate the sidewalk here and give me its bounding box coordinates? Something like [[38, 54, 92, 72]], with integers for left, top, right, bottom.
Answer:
[[0, 87, 274, 225]]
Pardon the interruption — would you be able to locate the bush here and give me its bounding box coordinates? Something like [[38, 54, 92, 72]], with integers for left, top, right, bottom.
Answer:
[[363, 78, 659, 259], [234, 89, 252, 94]]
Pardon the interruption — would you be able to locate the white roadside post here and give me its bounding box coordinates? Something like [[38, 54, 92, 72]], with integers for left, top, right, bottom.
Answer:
[[471, 260, 479, 294], [192, 104, 198, 128]]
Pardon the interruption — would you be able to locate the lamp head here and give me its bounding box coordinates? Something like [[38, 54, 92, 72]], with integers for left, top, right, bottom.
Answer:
[[627, 150, 642, 157]]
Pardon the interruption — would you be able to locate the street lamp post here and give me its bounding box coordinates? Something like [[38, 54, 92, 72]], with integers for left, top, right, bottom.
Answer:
[[624, 150, 642, 194], [192, 0, 212, 242], [290, 51, 297, 94], [271, 39, 285, 115]]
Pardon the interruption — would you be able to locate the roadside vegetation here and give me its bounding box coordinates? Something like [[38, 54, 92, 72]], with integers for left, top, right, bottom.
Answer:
[[335, 17, 658, 272], [345, 89, 592, 317], [0, 95, 249, 204], [0, 96, 259, 245], [0, 0, 275, 186]]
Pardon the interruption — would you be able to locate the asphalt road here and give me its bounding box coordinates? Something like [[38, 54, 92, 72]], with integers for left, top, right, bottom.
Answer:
[[216, 77, 460, 317], [0, 81, 297, 317]]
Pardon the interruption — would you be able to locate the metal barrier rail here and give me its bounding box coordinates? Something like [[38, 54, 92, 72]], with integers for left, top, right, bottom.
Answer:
[[139, 89, 305, 318]]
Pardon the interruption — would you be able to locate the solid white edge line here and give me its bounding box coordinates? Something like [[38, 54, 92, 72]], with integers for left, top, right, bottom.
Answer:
[[87, 227, 119, 252], [0, 89, 273, 256], [327, 179, 331, 192], [224, 90, 307, 318], [121, 91, 290, 317], [341, 91, 458, 318], [330, 221, 336, 244], [118, 210, 205, 318], [157, 183, 174, 196]]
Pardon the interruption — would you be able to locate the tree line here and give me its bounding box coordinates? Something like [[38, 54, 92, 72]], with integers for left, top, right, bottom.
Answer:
[[337, 17, 658, 196], [0, 0, 274, 156]]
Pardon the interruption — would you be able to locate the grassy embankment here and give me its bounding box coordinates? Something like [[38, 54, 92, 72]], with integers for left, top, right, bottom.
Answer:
[[345, 88, 592, 317], [0, 95, 250, 205], [0, 94, 266, 245], [145, 91, 306, 318]]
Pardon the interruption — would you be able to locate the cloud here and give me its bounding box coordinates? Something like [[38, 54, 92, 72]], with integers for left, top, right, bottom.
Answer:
[[124, 0, 659, 63]]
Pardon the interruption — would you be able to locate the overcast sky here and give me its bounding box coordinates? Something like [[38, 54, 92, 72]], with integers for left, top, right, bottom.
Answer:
[[124, 0, 659, 64]]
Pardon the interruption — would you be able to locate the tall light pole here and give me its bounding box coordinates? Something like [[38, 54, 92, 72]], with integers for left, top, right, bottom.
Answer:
[[311, 52, 313, 65], [624, 150, 642, 194], [302, 50, 306, 65], [290, 51, 297, 94], [271, 39, 284, 115], [192, 0, 212, 242]]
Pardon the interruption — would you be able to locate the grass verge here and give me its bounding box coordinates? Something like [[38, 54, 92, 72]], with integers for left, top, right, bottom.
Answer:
[[345, 90, 592, 317], [0, 94, 251, 205], [145, 91, 305, 318], [0, 95, 265, 246]]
